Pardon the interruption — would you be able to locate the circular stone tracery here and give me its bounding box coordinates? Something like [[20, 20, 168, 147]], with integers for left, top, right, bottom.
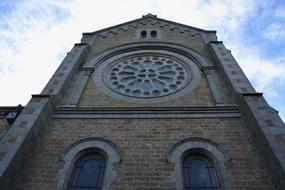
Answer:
[[104, 55, 192, 98]]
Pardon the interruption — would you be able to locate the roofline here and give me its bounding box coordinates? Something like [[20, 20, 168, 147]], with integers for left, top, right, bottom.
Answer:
[[82, 15, 216, 36], [0, 106, 24, 111], [153, 16, 216, 33], [82, 17, 145, 36]]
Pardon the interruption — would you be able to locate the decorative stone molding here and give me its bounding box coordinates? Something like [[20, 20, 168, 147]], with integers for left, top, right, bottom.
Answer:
[[85, 42, 211, 69], [168, 137, 232, 190], [53, 106, 241, 119], [104, 53, 192, 98], [85, 42, 210, 104], [82, 16, 216, 41], [57, 137, 121, 190]]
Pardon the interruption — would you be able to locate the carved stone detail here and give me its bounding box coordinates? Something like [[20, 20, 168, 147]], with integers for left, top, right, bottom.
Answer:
[[104, 54, 191, 98]]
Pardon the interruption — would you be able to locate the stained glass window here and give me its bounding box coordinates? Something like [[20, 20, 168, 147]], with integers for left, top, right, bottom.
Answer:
[[183, 154, 220, 190], [68, 153, 106, 190]]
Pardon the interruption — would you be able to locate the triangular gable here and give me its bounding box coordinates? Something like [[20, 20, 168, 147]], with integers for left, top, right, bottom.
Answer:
[[82, 14, 216, 38]]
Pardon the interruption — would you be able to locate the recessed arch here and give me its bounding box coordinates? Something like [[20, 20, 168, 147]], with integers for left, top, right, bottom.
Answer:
[[168, 137, 232, 190], [86, 42, 212, 104], [56, 137, 121, 190], [84, 41, 212, 70]]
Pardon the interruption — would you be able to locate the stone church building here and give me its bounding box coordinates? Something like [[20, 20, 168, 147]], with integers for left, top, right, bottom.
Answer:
[[0, 14, 285, 190]]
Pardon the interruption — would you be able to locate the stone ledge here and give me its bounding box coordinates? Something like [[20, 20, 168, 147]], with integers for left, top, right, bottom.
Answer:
[[74, 43, 88, 46], [209, 41, 223, 44], [242, 92, 263, 96], [53, 106, 241, 119], [31, 94, 50, 98]]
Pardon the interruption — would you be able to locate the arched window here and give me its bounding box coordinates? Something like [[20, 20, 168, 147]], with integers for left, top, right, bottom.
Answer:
[[168, 138, 231, 190], [183, 154, 220, 190], [150, 30, 157, 38], [140, 30, 147, 38], [57, 138, 120, 190], [68, 153, 106, 190]]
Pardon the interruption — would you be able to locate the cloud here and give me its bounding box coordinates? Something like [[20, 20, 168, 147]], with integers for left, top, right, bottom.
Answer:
[[0, 0, 73, 105], [275, 6, 285, 19], [154, 0, 258, 32], [231, 44, 285, 96], [263, 23, 285, 41], [0, 1, 72, 70]]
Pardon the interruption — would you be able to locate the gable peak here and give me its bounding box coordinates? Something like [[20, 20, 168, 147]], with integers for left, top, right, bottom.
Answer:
[[142, 13, 157, 18]]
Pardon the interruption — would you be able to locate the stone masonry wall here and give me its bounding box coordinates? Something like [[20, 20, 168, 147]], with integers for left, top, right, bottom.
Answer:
[[79, 73, 214, 107], [77, 24, 216, 107], [12, 117, 274, 190], [86, 23, 212, 64]]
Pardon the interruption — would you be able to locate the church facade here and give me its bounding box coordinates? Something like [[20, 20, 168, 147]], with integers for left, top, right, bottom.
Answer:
[[0, 14, 285, 190]]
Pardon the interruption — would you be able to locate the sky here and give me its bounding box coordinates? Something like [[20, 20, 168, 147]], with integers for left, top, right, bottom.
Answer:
[[0, 0, 284, 121]]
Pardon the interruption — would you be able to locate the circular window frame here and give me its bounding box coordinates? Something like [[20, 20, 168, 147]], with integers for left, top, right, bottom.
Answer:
[[89, 43, 204, 104], [103, 52, 193, 99]]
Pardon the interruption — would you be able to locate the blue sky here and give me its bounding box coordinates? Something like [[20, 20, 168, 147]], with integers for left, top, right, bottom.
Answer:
[[0, 0, 284, 121]]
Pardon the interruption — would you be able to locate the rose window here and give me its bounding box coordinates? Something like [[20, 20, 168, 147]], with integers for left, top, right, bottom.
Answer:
[[104, 55, 192, 98]]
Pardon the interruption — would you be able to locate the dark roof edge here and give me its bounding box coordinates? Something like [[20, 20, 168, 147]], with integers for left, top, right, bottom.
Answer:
[[82, 15, 216, 36], [0, 105, 24, 112]]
